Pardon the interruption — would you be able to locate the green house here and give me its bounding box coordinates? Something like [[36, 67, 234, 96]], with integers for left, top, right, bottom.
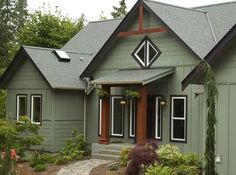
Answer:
[[0, 0, 236, 174]]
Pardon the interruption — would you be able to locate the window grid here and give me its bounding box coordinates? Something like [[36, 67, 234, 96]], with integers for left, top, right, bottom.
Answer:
[[111, 96, 124, 137], [16, 95, 27, 121], [31, 95, 42, 125], [171, 96, 187, 142]]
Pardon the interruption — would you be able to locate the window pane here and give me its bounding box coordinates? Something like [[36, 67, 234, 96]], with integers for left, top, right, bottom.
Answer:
[[98, 99, 102, 135], [112, 98, 123, 135], [32, 96, 41, 123], [148, 43, 158, 64], [173, 120, 185, 139], [130, 99, 136, 137], [19, 97, 26, 117], [137, 45, 145, 63], [155, 97, 162, 139], [173, 99, 184, 118]]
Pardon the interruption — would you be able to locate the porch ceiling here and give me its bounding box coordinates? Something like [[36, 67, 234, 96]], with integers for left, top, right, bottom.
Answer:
[[90, 68, 175, 85]]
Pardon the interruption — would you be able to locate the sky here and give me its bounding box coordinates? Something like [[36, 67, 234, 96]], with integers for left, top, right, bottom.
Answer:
[[27, 0, 232, 21]]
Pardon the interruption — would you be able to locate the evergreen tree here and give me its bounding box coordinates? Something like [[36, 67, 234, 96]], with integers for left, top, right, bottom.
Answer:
[[200, 61, 218, 175], [0, 0, 28, 68], [111, 0, 127, 18]]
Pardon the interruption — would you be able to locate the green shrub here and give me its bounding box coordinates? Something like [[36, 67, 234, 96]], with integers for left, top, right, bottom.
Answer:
[[33, 164, 47, 172], [41, 154, 56, 164], [0, 116, 44, 157], [54, 156, 69, 165], [60, 129, 90, 161], [119, 147, 130, 167], [145, 144, 202, 175], [145, 164, 173, 175]]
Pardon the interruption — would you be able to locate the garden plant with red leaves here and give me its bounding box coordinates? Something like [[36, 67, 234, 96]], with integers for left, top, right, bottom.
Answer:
[[126, 140, 159, 175]]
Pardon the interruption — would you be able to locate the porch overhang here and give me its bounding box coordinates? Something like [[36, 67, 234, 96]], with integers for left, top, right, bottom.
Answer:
[[90, 68, 175, 85]]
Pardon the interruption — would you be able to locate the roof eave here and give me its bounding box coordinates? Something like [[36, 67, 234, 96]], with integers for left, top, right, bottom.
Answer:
[[182, 24, 236, 90], [80, 0, 203, 79]]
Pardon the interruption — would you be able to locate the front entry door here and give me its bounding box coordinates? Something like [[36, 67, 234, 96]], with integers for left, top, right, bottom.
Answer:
[[147, 96, 162, 140]]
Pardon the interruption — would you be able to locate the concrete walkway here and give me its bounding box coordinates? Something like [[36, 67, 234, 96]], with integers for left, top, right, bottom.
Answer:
[[56, 159, 112, 175]]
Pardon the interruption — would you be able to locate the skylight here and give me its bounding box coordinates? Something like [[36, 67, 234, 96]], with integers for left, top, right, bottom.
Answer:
[[132, 36, 161, 68], [54, 50, 71, 62]]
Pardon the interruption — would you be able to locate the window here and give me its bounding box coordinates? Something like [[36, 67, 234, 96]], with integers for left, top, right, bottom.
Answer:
[[129, 99, 136, 137], [111, 96, 124, 137], [31, 95, 42, 124], [16, 95, 27, 121], [98, 98, 102, 136], [132, 36, 161, 68], [155, 97, 162, 140], [170, 96, 187, 142]]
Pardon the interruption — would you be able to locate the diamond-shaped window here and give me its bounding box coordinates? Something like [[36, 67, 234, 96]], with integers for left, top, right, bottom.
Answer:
[[132, 36, 161, 68]]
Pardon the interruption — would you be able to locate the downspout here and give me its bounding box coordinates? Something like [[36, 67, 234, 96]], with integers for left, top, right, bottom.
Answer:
[[83, 77, 91, 141]]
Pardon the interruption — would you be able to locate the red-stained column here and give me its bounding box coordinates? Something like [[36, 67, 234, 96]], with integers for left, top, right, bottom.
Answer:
[[99, 85, 110, 144], [136, 86, 147, 144]]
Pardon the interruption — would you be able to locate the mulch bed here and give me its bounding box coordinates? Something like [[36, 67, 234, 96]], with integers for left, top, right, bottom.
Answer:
[[16, 162, 65, 175]]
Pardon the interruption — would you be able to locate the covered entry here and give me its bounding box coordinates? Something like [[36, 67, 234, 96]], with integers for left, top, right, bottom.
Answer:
[[91, 68, 174, 144]]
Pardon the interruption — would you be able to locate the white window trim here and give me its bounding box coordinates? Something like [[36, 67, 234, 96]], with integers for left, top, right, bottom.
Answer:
[[16, 95, 27, 121], [147, 41, 159, 65], [99, 99, 102, 135], [171, 96, 187, 142], [31, 95, 42, 125], [111, 96, 124, 137], [134, 41, 146, 67], [129, 99, 136, 137], [155, 97, 162, 140]]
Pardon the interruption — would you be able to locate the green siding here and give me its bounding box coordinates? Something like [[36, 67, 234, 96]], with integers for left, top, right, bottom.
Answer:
[[5, 58, 54, 151], [88, 10, 204, 156], [52, 90, 84, 151], [7, 58, 48, 89], [209, 38, 236, 174]]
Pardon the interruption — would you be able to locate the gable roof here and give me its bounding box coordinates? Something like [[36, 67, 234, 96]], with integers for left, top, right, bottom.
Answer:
[[62, 18, 122, 55], [0, 19, 122, 90], [80, 0, 236, 78], [0, 46, 93, 90], [182, 24, 236, 90]]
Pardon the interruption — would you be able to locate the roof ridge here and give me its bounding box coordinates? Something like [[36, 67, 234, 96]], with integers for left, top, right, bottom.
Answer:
[[23, 45, 55, 51], [143, 0, 206, 13], [193, 0, 236, 9], [89, 18, 123, 24], [23, 45, 93, 56], [205, 12, 217, 43]]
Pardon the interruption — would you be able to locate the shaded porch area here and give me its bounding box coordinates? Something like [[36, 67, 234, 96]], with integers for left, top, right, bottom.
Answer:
[[91, 68, 174, 145]]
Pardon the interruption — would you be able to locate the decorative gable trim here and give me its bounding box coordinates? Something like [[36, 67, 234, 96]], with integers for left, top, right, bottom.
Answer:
[[80, 0, 201, 78]]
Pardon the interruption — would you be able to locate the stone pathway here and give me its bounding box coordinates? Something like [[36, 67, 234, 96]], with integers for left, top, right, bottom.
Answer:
[[56, 159, 112, 175]]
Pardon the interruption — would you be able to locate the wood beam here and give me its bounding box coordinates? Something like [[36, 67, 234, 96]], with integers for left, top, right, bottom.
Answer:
[[99, 85, 110, 144], [117, 27, 166, 37], [136, 86, 147, 144], [139, 5, 143, 32]]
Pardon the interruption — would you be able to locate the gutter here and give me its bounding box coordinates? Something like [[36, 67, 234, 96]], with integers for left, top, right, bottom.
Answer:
[[82, 77, 91, 140]]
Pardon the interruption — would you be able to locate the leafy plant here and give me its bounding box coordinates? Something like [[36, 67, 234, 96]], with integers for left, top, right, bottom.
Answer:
[[96, 88, 109, 98], [0, 116, 44, 157], [119, 147, 131, 167], [145, 164, 173, 175], [54, 156, 69, 165], [145, 144, 202, 175], [60, 129, 90, 161], [126, 140, 159, 175], [125, 90, 140, 99], [157, 144, 201, 168], [33, 164, 47, 172]]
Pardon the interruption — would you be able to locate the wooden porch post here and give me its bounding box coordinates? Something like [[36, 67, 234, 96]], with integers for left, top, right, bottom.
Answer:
[[136, 86, 147, 144], [99, 85, 110, 144]]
